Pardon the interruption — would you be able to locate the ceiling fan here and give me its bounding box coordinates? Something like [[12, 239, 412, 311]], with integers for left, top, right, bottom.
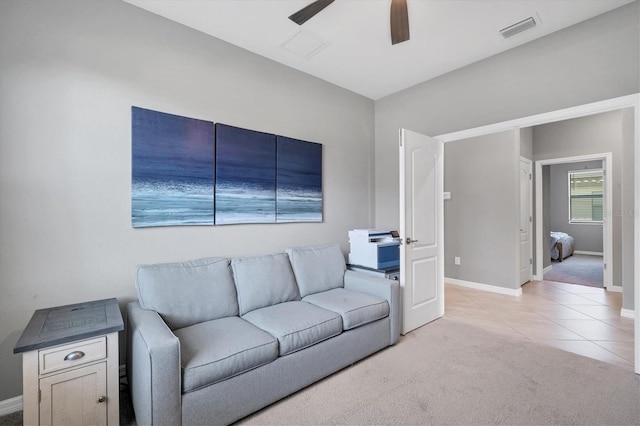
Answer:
[[288, 0, 410, 45]]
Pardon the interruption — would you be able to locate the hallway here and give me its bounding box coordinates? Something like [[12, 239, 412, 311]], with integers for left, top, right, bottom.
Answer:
[[445, 280, 634, 369]]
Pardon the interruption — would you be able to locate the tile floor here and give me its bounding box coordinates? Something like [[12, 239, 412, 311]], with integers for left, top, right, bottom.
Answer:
[[444, 280, 635, 369]]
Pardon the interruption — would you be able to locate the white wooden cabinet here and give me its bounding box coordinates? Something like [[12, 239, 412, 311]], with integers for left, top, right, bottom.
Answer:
[[40, 362, 107, 425], [15, 299, 123, 426]]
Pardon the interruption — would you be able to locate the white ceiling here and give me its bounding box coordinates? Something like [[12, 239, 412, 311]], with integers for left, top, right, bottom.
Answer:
[[123, 0, 634, 100]]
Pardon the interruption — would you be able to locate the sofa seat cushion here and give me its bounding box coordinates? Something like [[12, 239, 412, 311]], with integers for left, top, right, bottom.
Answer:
[[303, 288, 390, 330], [174, 316, 278, 393], [243, 301, 342, 356]]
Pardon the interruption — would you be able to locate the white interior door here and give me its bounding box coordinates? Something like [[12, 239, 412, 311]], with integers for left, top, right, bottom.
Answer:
[[519, 158, 532, 285], [399, 128, 444, 334]]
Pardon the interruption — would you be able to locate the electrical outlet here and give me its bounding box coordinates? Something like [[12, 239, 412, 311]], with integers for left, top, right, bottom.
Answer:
[[454, 257, 461, 265]]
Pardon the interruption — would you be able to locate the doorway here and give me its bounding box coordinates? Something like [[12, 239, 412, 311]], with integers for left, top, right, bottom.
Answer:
[[535, 154, 613, 290], [434, 94, 639, 374]]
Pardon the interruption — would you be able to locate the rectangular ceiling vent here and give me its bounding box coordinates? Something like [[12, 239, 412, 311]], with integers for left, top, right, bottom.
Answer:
[[281, 29, 331, 59], [500, 17, 537, 39]]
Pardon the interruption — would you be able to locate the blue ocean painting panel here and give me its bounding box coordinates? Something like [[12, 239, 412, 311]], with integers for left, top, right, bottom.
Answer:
[[131, 107, 214, 227], [215, 123, 277, 225], [276, 136, 323, 223]]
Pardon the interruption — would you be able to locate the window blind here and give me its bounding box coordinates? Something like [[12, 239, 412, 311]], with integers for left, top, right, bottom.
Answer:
[[569, 171, 603, 222]]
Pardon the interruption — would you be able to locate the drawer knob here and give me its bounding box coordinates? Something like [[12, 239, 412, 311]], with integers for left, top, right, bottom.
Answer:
[[98, 396, 106, 403], [63, 351, 85, 361]]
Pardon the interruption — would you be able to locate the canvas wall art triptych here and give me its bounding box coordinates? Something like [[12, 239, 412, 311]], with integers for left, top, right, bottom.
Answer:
[[131, 106, 322, 228]]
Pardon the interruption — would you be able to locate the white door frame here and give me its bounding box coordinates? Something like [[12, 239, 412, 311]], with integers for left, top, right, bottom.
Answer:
[[534, 153, 613, 291], [434, 93, 639, 375]]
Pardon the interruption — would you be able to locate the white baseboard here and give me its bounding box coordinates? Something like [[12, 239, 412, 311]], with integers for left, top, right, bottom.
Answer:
[[0, 395, 22, 416], [534, 265, 553, 280], [621, 308, 635, 319], [445, 278, 523, 297], [608, 285, 623, 293], [573, 250, 603, 256]]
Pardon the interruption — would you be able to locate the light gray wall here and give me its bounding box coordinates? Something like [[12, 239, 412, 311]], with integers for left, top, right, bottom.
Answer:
[[0, 1, 374, 400], [520, 127, 533, 160], [533, 110, 633, 309], [374, 1, 639, 230], [444, 130, 520, 290]]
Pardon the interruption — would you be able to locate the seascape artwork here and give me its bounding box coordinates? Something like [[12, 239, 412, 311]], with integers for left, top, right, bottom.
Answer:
[[215, 124, 277, 224], [276, 136, 323, 222], [131, 107, 323, 228], [131, 107, 214, 227]]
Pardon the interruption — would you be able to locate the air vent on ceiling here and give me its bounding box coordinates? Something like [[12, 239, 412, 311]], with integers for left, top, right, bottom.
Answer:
[[500, 17, 537, 39], [281, 29, 331, 59]]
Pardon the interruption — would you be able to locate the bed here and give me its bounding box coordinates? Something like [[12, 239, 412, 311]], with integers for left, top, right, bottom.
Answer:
[[550, 231, 574, 262]]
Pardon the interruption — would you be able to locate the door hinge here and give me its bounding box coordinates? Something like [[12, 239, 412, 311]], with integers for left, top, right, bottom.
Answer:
[[604, 263, 607, 270], [530, 259, 533, 265], [529, 173, 532, 180], [38, 389, 41, 403], [530, 216, 532, 222]]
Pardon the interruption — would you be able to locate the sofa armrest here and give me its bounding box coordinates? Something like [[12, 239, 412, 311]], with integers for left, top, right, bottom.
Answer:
[[343, 270, 400, 345], [126, 302, 181, 426]]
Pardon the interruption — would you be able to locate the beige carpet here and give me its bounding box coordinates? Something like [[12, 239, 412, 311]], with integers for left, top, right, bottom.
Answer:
[[2, 318, 637, 425], [239, 317, 639, 425]]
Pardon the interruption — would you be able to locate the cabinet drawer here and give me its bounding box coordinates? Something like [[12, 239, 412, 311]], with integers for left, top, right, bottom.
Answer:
[[39, 337, 106, 375]]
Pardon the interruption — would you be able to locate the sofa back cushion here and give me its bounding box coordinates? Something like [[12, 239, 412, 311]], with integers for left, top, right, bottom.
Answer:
[[231, 253, 300, 315], [286, 244, 346, 297], [136, 257, 238, 330]]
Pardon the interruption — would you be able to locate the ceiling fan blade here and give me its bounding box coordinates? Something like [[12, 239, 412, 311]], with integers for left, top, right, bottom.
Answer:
[[390, 0, 410, 45], [289, 0, 335, 25]]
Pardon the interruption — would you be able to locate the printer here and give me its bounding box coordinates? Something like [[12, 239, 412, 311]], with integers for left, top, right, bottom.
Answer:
[[348, 229, 401, 270]]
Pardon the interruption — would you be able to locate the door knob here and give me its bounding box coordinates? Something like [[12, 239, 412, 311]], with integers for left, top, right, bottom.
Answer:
[[406, 237, 419, 245], [98, 396, 106, 403]]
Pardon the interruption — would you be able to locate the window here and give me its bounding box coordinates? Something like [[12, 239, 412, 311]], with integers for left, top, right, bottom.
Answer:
[[568, 170, 603, 223]]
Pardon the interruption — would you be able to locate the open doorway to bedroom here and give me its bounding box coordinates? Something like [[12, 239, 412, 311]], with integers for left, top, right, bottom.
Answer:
[[437, 95, 639, 374], [540, 158, 608, 289], [535, 152, 614, 291]]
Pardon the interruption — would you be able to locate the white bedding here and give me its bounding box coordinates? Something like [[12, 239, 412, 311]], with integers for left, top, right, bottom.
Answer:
[[550, 231, 574, 261]]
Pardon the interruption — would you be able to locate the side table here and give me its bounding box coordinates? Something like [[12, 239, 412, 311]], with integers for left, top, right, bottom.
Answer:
[[14, 298, 124, 425]]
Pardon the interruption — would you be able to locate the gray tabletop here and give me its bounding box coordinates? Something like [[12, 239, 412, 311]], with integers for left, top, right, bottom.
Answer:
[[14, 298, 124, 354]]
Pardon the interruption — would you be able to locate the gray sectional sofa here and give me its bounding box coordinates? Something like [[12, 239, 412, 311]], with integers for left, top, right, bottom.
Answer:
[[126, 244, 400, 425]]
